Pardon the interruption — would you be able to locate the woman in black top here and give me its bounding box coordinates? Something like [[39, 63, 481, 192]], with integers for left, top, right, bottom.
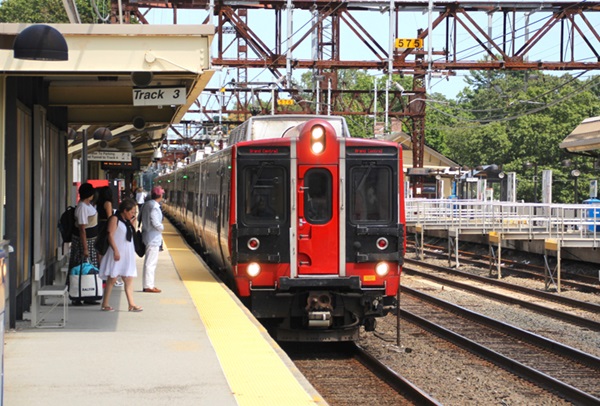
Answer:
[[96, 186, 124, 287], [96, 186, 114, 241]]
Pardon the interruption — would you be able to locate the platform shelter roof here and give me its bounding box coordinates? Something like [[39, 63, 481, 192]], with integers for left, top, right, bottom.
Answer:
[[385, 130, 458, 171], [560, 116, 600, 156], [0, 23, 215, 166]]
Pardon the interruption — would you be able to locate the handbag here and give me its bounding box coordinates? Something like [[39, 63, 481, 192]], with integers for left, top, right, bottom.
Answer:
[[69, 273, 104, 300], [68, 261, 103, 300], [133, 229, 146, 257], [70, 261, 99, 275], [94, 225, 109, 256], [95, 215, 117, 256]]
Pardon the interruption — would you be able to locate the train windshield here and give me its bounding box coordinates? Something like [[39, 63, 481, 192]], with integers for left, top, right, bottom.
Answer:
[[242, 165, 286, 224], [350, 166, 392, 223]]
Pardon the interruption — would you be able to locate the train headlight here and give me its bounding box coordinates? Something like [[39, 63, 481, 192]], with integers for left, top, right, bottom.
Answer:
[[247, 262, 261, 277], [376, 237, 389, 250], [375, 262, 390, 277], [310, 125, 326, 155], [247, 237, 260, 250]]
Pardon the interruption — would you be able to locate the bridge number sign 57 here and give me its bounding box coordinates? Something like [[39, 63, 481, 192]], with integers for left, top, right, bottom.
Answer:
[[395, 38, 423, 49]]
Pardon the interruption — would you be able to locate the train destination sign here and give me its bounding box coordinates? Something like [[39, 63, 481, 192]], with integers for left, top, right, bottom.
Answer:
[[132, 86, 186, 106], [346, 146, 397, 157], [88, 151, 132, 162], [238, 146, 290, 156]]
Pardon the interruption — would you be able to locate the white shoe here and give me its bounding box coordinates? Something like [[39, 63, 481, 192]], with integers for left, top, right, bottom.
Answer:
[[114, 280, 124, 287]]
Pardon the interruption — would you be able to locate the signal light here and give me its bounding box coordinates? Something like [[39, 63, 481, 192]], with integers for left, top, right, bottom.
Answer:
[[247, 237, 260, 250], [310, 125, 326, 155], [376, 238, 389, 250]]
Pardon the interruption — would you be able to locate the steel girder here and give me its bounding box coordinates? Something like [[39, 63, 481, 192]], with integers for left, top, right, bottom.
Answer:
[[117, 0, 600, 175]]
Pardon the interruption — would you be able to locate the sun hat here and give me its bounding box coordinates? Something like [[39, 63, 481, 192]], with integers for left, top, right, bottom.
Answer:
[[152, 186, 164, 196]]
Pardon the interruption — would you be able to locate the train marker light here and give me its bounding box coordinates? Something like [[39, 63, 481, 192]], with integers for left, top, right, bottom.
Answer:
[[247, 262, 261, 277], [247, 237, 260, 250], [376, 237, 389, 250], [310, 125, 326, 154], [375, 262, 390, 276]]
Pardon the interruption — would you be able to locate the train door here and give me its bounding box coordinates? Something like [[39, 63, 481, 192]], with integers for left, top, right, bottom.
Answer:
[[297, 165, 338, 275]]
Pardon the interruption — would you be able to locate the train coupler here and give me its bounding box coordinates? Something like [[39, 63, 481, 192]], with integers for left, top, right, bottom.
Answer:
[[307, 311, 332, 327]]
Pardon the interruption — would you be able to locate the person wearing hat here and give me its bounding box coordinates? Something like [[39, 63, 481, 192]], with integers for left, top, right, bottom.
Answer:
[[140, 186, 165, 293], [68, 182, 100, 304]]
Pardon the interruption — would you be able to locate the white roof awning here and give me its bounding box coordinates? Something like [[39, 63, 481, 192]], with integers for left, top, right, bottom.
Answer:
[[560, 116, 600, 153], [0, 23, 215, 166]]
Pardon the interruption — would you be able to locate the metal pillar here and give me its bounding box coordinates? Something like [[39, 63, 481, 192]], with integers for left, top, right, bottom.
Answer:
[[488, 231, 502, 279], [447, 228, 459, 268], [543, 239, 562, 293], [414, 224, 424, 260]]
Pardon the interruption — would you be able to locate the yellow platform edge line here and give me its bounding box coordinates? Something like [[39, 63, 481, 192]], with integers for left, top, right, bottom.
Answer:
[[161, 222, 324, 406]]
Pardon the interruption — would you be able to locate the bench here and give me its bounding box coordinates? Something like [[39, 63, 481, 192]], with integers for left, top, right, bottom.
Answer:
[[58, 244, 70, 285], [31, 260, 68, 328]]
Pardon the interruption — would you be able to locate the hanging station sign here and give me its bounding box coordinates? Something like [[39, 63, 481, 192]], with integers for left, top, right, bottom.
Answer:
[[88, 151, 132, 162], [101, 157, 140, 171], [132, 86, 186, 106]]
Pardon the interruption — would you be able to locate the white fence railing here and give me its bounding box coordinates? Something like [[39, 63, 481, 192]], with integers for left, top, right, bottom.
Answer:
[[406, 199, 600, 241]]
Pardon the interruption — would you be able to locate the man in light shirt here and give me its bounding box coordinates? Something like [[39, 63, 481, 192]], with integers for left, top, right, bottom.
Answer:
[[140, 186, 164, 293]]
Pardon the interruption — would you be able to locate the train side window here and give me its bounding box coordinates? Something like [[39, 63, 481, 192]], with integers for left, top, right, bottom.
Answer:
[[303, 169, 332, 224], [199, 192, 203, 217], [242, 165, 286, 224], [350, 166, 391, 223], [187, 192, 194, 212]]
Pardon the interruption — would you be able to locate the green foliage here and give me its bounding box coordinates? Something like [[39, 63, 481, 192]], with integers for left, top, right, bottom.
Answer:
[[432, 70, 600, 203], [0, 0, 108, 24], [269, 68, 600, 203]]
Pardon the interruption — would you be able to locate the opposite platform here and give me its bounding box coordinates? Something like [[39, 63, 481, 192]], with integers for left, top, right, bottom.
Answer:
[[4, 220, 325, 406]]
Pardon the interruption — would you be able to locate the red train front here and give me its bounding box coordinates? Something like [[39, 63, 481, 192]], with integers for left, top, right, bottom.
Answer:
[[158, 116, 405, 341], [230, 119, 405, 341]]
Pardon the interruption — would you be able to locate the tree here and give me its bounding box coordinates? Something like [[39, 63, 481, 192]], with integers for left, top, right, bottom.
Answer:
[[0, 0, 107, 24], [443, 70, 600, 202]]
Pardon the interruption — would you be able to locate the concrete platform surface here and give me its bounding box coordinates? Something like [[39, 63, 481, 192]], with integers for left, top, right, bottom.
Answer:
[[3, 220, 324, 406]]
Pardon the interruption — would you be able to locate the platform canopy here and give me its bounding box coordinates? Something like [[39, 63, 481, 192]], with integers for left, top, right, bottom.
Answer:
[[386, 130, 458, 171], [0, 23, 215, 166], [560, 116, 600, 157]]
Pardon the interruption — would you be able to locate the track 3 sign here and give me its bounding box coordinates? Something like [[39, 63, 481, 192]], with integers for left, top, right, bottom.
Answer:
[[132, 86, 186, 106]]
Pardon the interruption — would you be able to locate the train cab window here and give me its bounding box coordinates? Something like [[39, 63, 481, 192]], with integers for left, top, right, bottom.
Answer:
[[350, 167, 391, 223], [303, 169, 332, 224], [242, 166, 286, 224]]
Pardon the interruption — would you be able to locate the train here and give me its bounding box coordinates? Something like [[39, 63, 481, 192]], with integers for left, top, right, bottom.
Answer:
[[156, 115, 406, 341]]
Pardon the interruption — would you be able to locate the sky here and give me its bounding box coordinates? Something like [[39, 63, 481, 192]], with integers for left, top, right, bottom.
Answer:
[[142, 2, 600, 107]]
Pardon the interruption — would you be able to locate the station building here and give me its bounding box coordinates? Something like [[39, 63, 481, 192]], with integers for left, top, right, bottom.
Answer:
[[0, 23, 215, 328]]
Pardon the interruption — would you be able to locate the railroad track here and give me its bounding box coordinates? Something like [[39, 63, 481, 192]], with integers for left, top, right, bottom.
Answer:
[[403, 259, 600, 330], [409, 242, 600, 293], [284, 342, 441, 405], [400, 287, 600, 404]]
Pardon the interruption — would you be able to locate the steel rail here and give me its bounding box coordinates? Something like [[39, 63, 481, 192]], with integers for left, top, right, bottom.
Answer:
[[403, 261, 600, 329], [400, 296, 600, 405], [405, 258, 600, 313], [411, 245, 600, 293], [352, 343, 443, 406]]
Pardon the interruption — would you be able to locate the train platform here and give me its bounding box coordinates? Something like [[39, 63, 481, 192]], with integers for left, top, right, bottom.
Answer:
[[3, 221, 325, 406]]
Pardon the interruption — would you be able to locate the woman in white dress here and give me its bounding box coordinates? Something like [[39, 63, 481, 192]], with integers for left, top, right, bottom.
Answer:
[[99, 198, 143, 312]]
